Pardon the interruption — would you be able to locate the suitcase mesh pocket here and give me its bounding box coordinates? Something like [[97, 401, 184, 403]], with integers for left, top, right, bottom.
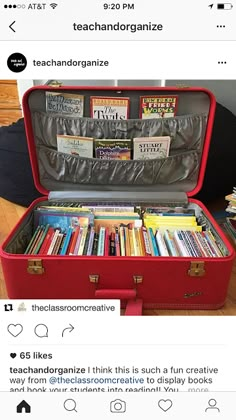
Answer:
[[32, 111, 207, 188], [38, 146, 199, 185]]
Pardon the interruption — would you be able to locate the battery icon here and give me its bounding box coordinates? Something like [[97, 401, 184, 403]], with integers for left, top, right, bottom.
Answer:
[[217, 3, 233, 8]]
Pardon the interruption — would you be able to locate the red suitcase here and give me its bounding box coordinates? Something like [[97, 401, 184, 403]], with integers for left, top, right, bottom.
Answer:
[[0, 86, 235, 315]]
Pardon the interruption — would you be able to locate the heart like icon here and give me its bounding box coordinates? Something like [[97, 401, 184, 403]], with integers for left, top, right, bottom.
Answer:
[[158, 399, 173, 412], [7, 324, 23, 337], [10, 353, 17, 359]]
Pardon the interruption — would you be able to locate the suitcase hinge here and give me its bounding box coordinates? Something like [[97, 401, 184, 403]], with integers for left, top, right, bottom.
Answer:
[[188, 261, 205, 277], [27, 259, 44, 275], [176, 83, 190, 89], [89, 274, 99, 284]]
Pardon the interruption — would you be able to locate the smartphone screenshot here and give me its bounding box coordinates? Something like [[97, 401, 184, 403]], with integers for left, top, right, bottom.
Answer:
[[0, 0, 235, 418]]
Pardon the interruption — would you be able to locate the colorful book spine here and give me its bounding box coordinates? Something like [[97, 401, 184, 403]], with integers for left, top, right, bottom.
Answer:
[[30, 226, 46, 254], [185, 231, 203, 257], [180, 230, 198, 257], [163, 230, 179, 257], [110, 230, 116, 256], [124, 227, 131, 256], [24, 225, 42, 254], [104, 228, 110, 256], [47, 229, 60, 255], [120, 226, 126, 256], [68, 227, 80, 255], [148, 227, 159, 256], [173, 230, 189, 257], [87, 227, 95, 256], [202, 231, 220, 257], [134, 228, 142, 256], [192, 231, 208, 257], [115, 227, 121, 256], [141, 227, 152, 256], [97, 227, 105, 256], [74, 227, 83, 255], [155, 230, 169, 256], [60, 226, 73, 255], [39, 227, 55, 255], [83, 227, 91, 255], [78, 227, 88, 255], [92, 231, 99, 255]]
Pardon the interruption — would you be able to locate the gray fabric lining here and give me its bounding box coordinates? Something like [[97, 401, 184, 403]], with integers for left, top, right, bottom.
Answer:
[[5, 212, 34, 254], [33, 111, 207, 152], [32, 111, 207, 189], [38, 146, 199, 185]]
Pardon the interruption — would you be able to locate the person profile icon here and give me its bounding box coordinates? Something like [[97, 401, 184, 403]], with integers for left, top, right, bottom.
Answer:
[[205, 399, 220, 412]]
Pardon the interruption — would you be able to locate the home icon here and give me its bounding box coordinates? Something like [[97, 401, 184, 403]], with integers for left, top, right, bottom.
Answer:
[[16, 400, 31, 413]]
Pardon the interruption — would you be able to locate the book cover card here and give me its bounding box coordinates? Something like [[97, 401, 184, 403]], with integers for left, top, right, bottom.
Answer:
[[90, 96, 130, 120], [133, 136, 171, 160], [140, 95, 178, 119], [57, 135, 93, 158], [46, 92, 84, 117], [95, 139, 131, 160]]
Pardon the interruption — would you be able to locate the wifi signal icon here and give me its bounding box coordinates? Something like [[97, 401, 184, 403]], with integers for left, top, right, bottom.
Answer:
[[50, 3, 58, 9]]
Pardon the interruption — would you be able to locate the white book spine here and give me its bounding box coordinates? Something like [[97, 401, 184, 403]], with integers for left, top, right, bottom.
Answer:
[[173, 230, 189, 257], [155, 230, 169, 256], [47, 229, 60, 255]]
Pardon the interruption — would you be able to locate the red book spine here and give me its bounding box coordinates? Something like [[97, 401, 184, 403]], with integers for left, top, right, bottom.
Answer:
[[41, 228, 55, 255], [104, 228, 109, 256]]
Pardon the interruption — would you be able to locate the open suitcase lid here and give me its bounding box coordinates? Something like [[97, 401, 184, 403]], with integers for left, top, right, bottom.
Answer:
[[22, 86, 216, 202]]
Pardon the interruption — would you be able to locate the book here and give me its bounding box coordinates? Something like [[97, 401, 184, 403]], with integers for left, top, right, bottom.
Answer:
[[173, 231, 190, 257], [56, 135, 93, 158], [90, 96, 130, 120], [77, 227, 88, 255], [155, 230, 169, 256], [97, 227, 106, 256], [140, 95, 178, 119], [60, 226, 73, 255], [95, 139, 131, 160], [133, 136, 171, 160], [163, 230, 179, 257], [87, 227, 95, 256], [35, 210, 93, 232], [46, 92, 84, 117]]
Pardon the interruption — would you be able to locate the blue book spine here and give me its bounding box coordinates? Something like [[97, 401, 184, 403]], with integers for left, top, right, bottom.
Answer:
[[148, 228, 159, 256], [60, 226, 73, 255]]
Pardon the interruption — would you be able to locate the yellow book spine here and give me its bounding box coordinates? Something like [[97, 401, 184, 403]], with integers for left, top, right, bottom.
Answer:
[[144, 224, 202, 232], [134, 228, 141, 256], [137, 228, 145, 256], [119, 226, 126, 256], [128, 227, 135, 256], [124, 227, 131, 256]]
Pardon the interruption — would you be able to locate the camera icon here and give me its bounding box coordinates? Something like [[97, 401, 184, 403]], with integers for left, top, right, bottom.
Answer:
[[110, 399, 126, 413]]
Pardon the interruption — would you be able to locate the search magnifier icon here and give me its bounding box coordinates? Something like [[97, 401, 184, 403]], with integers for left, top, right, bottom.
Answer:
[[63, 399, 77, 412]]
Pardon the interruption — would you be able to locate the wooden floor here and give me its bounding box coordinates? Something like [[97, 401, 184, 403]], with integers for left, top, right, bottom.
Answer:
[[0, 197, 235, 315]]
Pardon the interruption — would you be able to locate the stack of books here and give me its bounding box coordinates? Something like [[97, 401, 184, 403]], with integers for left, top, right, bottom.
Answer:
[[223, 188, 236, 245]]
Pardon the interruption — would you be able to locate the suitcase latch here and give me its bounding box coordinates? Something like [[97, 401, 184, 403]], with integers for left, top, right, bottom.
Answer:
[[188, 261, 205, 277], [89, 274, 99, 284], [133, 275, 143, 284], [27, 259, 44, 275]]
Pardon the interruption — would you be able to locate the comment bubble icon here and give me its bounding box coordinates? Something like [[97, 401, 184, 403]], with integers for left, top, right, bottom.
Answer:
[[34, 324, 48, 338]]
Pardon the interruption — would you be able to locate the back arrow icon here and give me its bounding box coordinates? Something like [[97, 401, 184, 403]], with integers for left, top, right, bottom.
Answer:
[[9, 21, 16, 32], [62, 324, 74, 337]]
